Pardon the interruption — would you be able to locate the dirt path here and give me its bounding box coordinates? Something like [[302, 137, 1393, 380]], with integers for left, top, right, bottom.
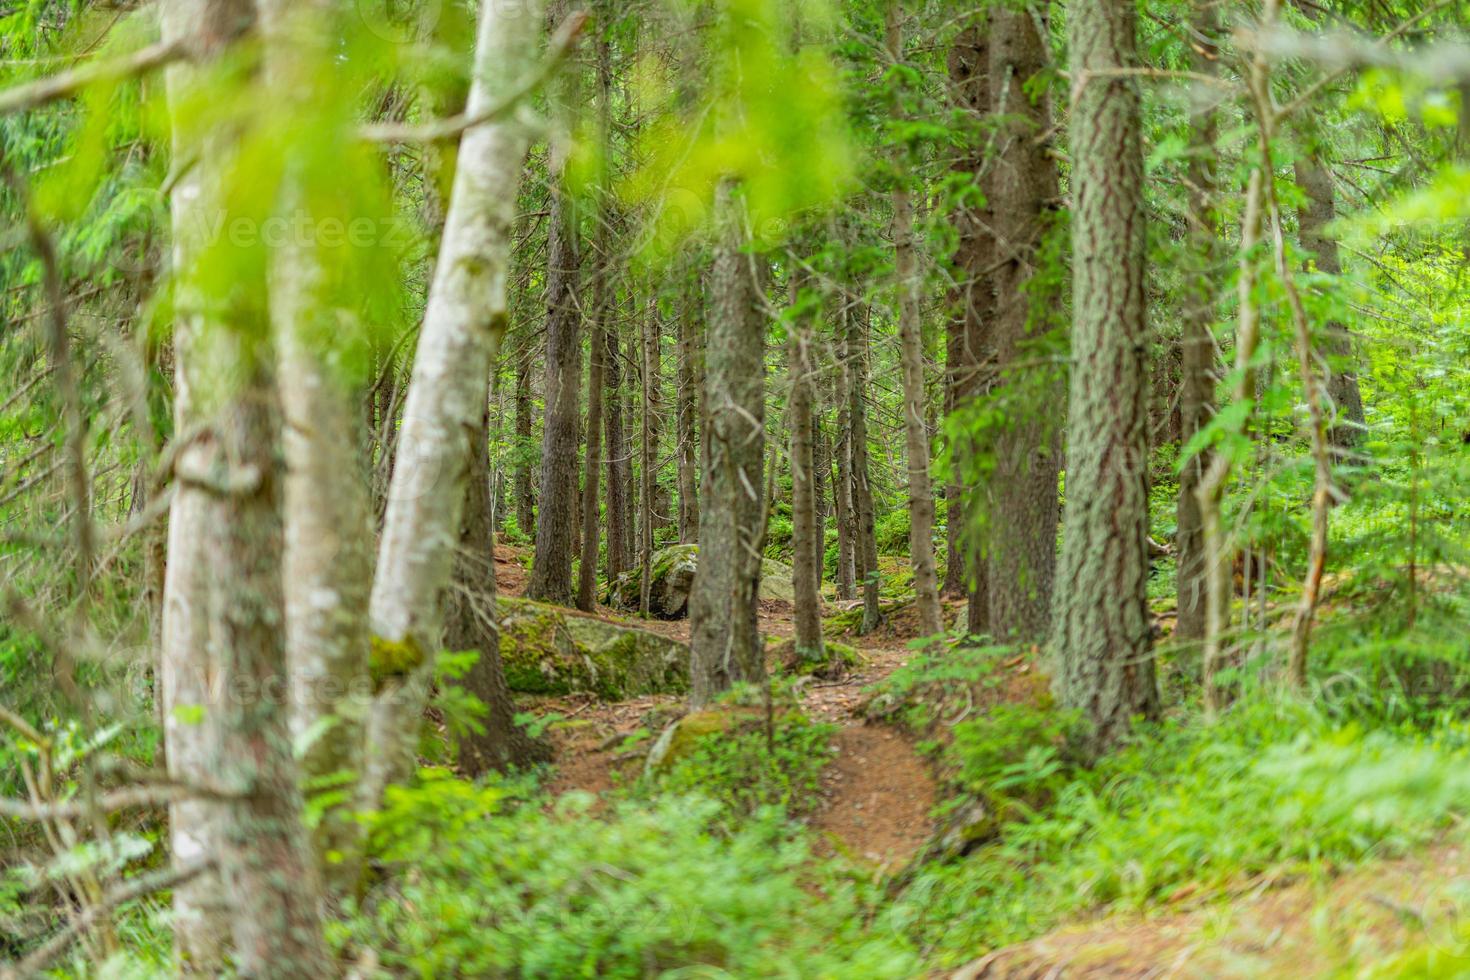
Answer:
[[496, 545, 939, 867]]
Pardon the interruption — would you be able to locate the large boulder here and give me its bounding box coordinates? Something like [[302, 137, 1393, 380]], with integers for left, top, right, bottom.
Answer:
[[605, 544, 799, 618], [496, 597, 688, 698]]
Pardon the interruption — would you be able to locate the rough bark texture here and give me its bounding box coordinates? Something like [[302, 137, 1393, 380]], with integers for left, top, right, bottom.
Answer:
[[204, 358, 331, 979], [605, 311, 631, 579], [847, 303, 882, 634], [259, 0, 372, 894], [639, 300, 662, 615], [444, 403, 551, 773], [788, 272, 825, 661], [1051, 0, 1159, 752], [362, 0, 546, 811], [887, 4, 944, 639], [526, 158, 582, 604], [945, 23, 992, 631], [676, 269, 702, 543], [688, 183, 768, 706], [832, 357, 856, 600], [984, 6, 1063, 643], [159, 0, 253, 967], [578, 305, 606, 612], [1174, 1, 1220, 645], [1293, 148, 1365, 450]]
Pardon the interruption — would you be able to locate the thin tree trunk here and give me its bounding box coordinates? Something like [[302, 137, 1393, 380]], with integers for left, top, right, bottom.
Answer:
[[985, 5, 1063, 643], [526, 130, 582, 603], [578, 288, 607, 612], [788, 268, 825, 661], [259, 0, 372, 893], [1293, 148, 1365, 450], [676, 267, 702, 543], [605, 307, 631, 579], [689, 182, 768, 706], [887, 3, 944, 639], [514, 341, 535, 536], [1051, 0, 1159, 752], [445, 400, 551, 772], [1175, 0, 1220, 646], [361, 0, 553, 812], [945, 22, 992, 631], [158, 1, 252, 967], [832, 353, 856, 600], [847, 303, 882, 635], [639, 297, 659, 616]]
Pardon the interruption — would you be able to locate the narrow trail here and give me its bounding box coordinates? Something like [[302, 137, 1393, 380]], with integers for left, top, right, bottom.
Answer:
[[495, 545, 938, 866]]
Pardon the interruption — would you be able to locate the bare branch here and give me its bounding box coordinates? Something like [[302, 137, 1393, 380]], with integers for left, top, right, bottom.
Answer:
[[0, 37, 187, 119]]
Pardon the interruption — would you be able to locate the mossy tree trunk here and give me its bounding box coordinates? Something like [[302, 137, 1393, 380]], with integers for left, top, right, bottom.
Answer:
[[1051, 0, 1159, 752], [689, 181, 768, 705], [1175, 0, 1221, 645], [984, 5, 1063, 643]]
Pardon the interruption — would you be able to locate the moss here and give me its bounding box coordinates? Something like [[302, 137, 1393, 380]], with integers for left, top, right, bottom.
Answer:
[[497, 597, 688, 699], [369, 634, 425, 688]]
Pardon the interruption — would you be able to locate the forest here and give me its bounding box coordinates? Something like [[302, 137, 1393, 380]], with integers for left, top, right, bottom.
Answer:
[[4, 0, 1470, 975]]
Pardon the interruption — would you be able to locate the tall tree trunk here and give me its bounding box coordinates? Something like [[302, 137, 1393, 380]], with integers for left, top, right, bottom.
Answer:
[[444, 400, 551, 772], [847, 303, 882, 635], [514, 341, 535, 536], [1051, 0, 1159, 752], [676, 267, 702, 543], [578, 291, 607, 612], [526, 134, 582, 603], [832, 354, 856, 600], [259, 0, 372, 893], [887, 4, 944, 639], [689, 182, 768, 706], [605, 308, 631, 579], [788, 269, 825, 662], [361, 0, 553, 812], [159, 1, 252, 967], [944, 23, 992, 633], [1293, 147, 1365, 450], [639, 297, 660, 615], [984, 5, 1063, 643], [1175, 0, 1220, 645]]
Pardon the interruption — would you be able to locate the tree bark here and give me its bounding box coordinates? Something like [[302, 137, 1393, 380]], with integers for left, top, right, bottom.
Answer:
[[159, 1, 253, 968], [788, 269, 825, 662], [689, 182, 768, 706], [847, 302, 882, 635], [1051, 0, 1159, 752], [526, 137, 582, 604], [887, 3, 944, 639], [676, 267, 702, 543], [984, 5, 1063, 643], [944, 23, 992, 633], [832, 350, 856, 600], [605, 306, 631, 579], [361, 0, 550, 812], [259, 0, 372, 893], [578, 288, 607, 612], [514, 341, 535, 536], [1174, 0, 1221, 645], [444, 401, 551, 773], [639, 297, 661, 615], [1293, 147, 1365, 450]]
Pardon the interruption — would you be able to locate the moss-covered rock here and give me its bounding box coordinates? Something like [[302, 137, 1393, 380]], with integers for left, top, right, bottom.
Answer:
[[496, 597, 688, 698], [771, 637, 861, 679], [605, 545, 800, 618], [643, 708, 757, 776]]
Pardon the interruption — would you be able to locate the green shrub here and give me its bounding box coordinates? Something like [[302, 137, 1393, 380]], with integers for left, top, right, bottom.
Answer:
[[346, 771, 916, 978]]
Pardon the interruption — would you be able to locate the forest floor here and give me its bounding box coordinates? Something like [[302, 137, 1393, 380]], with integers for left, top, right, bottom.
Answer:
[[495, 542, 941, 867], [494, 544, 1468, 978]]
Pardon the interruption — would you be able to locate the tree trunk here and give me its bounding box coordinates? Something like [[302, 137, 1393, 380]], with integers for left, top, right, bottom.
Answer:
[[445, 400, 551, 773], [676, 267, 702, 543], [605, 310, 631, 579], [1051, 0, 1159, 752], [639, 297, 660, 615], [1293, 148, 1365, 450], [944, 23, 992, 632], [514, 341, 535, 536], [887, 4, 944, 639], [361, 0, 549, 812], [159, 1, 252, 967], [259, 0, 372, 893], [832, 355, 856, 600], [689, 182, 768, 706], [578, 293, 607, 612], [788, 270, 825, 662], [984, 5, 1063, 643], [847, 303, 882, 635], [1175, 0, 1220, 645], [526, 142, 582, 604]]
